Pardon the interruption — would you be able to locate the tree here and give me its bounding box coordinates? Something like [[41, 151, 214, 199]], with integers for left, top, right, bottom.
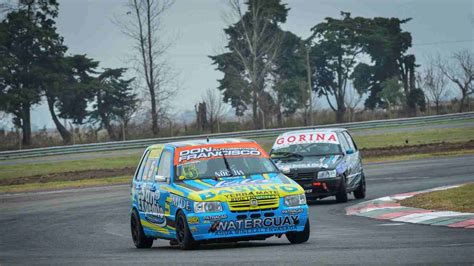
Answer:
[[115, 0, 175, 136], [211, 0, 289, 129], [344, 84, 363, 122], [380, 77, 403, 118], [44, 55, 98, 143], [90, 68, 137, 140], [421, 62, 447, 114], [202, 88, 227, 133], [310, 12, 363, 123], [0, 0, 65, 145], [437, 50, 473, 112], [271, 31, 308, 126], [352, 15, 425, 115]]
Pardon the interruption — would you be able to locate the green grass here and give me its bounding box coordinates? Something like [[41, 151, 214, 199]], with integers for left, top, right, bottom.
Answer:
[[353, 127, 474, 149], [0, 175, 130, 193], [400, 183, 474, 213], [0, 156, 139, 180]]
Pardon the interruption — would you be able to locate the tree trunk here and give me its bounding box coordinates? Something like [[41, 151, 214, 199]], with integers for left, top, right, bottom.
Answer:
[[335, 107, 345, 123], [459, 91, 466, 113], [150, 89, 159, 135], [21, 103, 32, 146], [252, 84, 259, 129], [46, 96, 72, 144]]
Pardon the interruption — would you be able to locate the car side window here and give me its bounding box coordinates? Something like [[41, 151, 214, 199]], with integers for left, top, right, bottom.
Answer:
[[343, 131, 357, 151], [135, 150, 150, 181], [156, 150, 172, 181], [338, 132, 351, 152]]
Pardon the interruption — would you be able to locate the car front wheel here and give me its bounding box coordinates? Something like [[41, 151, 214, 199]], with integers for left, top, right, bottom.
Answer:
[[286, 219, 310, 244], [335, 177, 348, 203], [353, 173, 366, 199], [175, 211, 199, 250]]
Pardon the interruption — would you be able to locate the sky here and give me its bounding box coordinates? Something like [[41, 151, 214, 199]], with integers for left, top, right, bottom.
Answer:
[[23, 0, 474, 130]]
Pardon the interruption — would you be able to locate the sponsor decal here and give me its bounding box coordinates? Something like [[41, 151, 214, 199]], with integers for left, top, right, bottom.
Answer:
[[138, 189, 166, 226], [304, 189, 312, 194], [214, 179, 270, 188], [275, 156, 341, 171], [196, 184, 300, 201], [174, 143, 268, 165], [203, 214, 228, 222], [170, 194, 191, 211], [208, 215, 300, 235], [273, 132, 339, 148], [188, 216, 200, 224], [177, 147, 261, 163], [282, 208, 304, 215], [190, 226, 198, 233]]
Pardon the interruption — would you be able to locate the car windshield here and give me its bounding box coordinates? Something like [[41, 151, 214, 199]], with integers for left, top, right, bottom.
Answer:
[[272, 143, 342, 158], [174, 143, 278, 180], [176, 157, 278, 180]]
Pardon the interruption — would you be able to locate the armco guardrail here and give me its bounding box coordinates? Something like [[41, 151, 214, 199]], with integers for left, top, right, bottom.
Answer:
[[1, 112, 473, 160]]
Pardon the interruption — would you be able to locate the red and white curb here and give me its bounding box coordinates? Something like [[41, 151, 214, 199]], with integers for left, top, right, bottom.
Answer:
[[346, 185, 474, 229]]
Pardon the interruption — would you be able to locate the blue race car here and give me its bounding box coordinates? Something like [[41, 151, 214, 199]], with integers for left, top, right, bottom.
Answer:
[[130, 138, 310, 249]]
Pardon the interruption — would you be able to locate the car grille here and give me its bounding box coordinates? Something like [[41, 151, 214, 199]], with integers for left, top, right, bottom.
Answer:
[[285, 171, 316, 181], [228, 197, 280, 212]]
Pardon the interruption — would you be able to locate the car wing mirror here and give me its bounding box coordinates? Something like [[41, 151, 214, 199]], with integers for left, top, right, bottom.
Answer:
[[155, 175, 168, 183], [346, 149, 354, 155]]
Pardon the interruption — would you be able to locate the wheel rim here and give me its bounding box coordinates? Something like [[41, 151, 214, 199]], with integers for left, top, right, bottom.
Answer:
[[131, 215, 139, 243], [176, 215, 185, 243]]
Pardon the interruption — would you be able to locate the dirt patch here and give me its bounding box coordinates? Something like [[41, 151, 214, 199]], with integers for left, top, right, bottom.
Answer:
[[361, 140, 474, 158], [0, 167, 134, 186]]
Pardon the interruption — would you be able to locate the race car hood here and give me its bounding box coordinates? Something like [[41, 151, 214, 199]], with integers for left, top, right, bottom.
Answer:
[[273, 155, 343, 172], [174, 172, 304, 202]]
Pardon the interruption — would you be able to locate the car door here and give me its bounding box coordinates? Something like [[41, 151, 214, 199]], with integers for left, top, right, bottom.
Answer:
[[132, 149, 150, 212], [148, 148, 173, 237], [135, 147, 165, 236], [341, 131, 362, 189]]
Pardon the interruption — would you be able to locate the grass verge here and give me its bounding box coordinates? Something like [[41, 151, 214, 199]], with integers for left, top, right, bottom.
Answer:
[[0, 175, 130, 194], [400, 183, 474, 213]]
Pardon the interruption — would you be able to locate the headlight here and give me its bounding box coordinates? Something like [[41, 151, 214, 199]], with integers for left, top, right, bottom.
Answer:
[[284, 194, 306, 207], [194, 202, 223, 213], [317, 170, 337, 179]]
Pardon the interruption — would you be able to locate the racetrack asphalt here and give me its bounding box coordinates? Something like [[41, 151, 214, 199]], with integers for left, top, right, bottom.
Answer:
[[0, 155, 473, 265]]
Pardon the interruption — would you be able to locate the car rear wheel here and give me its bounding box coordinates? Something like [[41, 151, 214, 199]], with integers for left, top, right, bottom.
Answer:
[[286, 219, 310, 244], [353, 173, 366, 199], [175, 211, 199, 250], [131, 209, 153, 248], [335, 177, 348, 203]]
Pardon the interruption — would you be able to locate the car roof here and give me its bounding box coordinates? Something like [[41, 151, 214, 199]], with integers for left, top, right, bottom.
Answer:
[[278, 127, 347, 136], [163, 138, 257, 148]]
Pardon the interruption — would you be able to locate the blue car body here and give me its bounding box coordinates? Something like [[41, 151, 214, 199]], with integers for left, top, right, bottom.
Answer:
[[130, 138, 309, 246]]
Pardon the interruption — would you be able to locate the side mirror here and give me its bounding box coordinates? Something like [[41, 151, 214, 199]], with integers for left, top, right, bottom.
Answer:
[[346, 149, 354, 155], [155, 175, 168, 183]]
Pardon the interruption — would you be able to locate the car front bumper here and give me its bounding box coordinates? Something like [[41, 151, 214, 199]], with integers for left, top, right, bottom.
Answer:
[[186, 198, 309, 241], [297, 176, 343, 199]]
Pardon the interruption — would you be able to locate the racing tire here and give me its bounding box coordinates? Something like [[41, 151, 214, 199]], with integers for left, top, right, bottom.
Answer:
[[286, 219, 310, 244], [131, 209, 154, 248], [175, 211, 199, 250], [335, 177, 348, 203], [353, 173, 366, 199]]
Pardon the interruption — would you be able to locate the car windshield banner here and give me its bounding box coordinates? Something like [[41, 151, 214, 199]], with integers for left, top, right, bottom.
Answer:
[[174, 142, 269, 165], [273, 132, 339, 149]]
